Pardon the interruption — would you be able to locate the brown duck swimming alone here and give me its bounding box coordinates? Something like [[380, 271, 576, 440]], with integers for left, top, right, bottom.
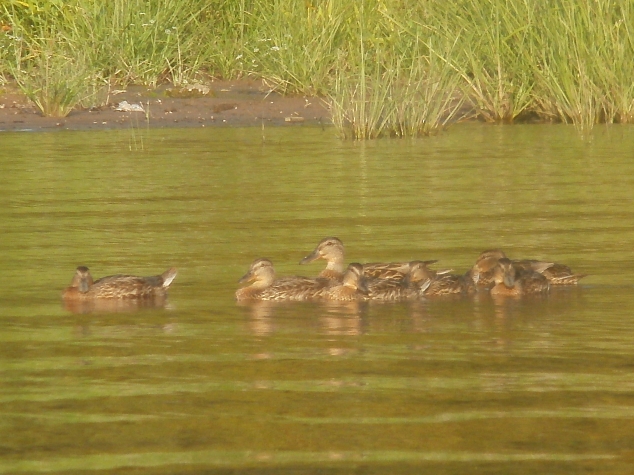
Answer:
[[236, 258, 331, 301], [62, 266, 178, 300]]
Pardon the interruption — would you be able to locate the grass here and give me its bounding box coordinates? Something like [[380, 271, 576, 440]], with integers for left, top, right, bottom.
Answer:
[[0, 0, 633, 134], [443, 0, 537, 123], [329, 5, 464, 139], [9, 34, 105, 117]]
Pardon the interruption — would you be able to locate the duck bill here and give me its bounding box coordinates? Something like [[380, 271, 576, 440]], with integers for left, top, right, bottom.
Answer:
[[238, 270, 255, 284], [299, 249, 320, 265], [356, 277, 370, 295], [503, 273, 516, 288], [78, 277, 90, 293]]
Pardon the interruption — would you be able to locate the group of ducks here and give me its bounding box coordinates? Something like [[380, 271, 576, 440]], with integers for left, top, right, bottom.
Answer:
[[235, 237, 587, 302], [60, 237, 586, 304]]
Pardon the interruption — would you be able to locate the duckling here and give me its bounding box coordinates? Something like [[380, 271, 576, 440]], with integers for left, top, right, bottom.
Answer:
[[236, 258, 331, 301], [468, 249, 507, 287], [322, 263, 369, 301], [490, 258, 549, 296], [62, 266, 177, 300], [300, 237, 437, 281]]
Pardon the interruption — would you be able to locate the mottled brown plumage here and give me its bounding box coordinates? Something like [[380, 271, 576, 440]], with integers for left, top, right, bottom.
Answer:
[[363, 259, 438, 281], [322, 263, 369, 301], [366, 277, 420, 300], [490, 258, 549, 296], [425, 273, 476, 297], [526, 261, 587, 285], [406, 260, 470, 297]]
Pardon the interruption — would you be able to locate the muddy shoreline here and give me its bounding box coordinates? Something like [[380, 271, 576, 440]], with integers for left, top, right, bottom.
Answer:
[[0, 79, 331, 132]]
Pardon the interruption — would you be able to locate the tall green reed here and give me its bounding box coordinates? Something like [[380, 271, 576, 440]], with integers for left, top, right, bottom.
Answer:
[[13, 45, 105, 118], [242, 0, 351, 95], [531, 0, 634, 131], [201, 0, 250, 79], [2, 9, 106, 117], [329, 2, 463, 139], [442, 0, 536, 122], [2, 0, 210, 88], [58, 0, 208, 87], [1, 0, 211, 116]]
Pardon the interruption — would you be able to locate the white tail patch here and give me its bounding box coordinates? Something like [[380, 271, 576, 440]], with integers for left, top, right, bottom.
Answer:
[[162, 268, 178, 288]]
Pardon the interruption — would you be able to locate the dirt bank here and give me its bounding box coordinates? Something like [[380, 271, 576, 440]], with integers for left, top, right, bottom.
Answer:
[[0, 79, 330, 132]]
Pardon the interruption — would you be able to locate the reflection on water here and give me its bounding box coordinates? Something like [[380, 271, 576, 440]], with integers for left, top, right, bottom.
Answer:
[[63, 295, 172, 314], [2, 124, 634, 474]]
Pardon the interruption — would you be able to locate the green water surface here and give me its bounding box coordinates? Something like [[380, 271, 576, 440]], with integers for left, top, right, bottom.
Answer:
[[1, 124, 634, 474]]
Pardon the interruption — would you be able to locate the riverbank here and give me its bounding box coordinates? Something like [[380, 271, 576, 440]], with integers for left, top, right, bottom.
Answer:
[[4, 0, 633, 136], [0, 79, 330, 132]]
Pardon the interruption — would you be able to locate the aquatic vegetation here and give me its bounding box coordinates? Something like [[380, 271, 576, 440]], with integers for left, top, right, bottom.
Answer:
[[242, 0, 352, 96], [530, 0, 634, 131], [441, 0, 537, 123], [1, 0, 210, 93], [10, 40, 106, 117], [326, 2, 465, 138], [1, 0, 632, 130]]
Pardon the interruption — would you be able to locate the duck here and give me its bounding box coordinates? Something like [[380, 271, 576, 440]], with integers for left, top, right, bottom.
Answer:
[[467, 250, 508, 287], [236, 258, 331, 301], [408, 260, 474, 297], [62, 266, 177, 300], [469, 250, 586, 286], [322, 263, 370, 301], [300, 237, 437, 281], [489, 258, 550, 296]]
